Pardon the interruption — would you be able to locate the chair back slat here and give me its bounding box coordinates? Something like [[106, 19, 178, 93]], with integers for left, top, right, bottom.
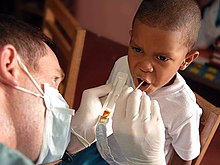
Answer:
[[192, 93, 220, 165], [43, 0, 86, 108]]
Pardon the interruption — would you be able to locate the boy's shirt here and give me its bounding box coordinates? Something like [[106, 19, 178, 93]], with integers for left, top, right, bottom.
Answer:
[[107, 55, 202, 162]]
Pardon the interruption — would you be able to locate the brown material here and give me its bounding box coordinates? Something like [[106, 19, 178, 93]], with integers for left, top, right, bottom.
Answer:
[[42, 0, 86, 108], [192, 93, 220, 165]]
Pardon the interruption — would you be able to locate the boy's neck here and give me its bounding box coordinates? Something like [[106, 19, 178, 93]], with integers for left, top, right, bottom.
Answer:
[[163, 74, 177, 87]]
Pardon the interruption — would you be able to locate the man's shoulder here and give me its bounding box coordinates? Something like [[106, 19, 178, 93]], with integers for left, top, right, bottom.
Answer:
[[0, 144, 34, 165]]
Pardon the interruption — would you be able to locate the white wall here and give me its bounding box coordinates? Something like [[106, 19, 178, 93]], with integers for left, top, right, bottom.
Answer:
[[73, 0, 142, 46]]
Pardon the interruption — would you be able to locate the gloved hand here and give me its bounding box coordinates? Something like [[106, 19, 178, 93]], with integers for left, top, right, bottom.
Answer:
[[112, 87, 166, 165], [67, 84, 112, 154]]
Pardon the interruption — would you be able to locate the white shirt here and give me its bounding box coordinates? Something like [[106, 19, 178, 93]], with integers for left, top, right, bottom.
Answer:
[[107, 56, 202, 162]]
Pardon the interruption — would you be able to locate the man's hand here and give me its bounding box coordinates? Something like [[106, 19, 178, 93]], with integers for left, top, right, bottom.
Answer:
[[67, 84, 112, 153], [113, 87, 166, 165]]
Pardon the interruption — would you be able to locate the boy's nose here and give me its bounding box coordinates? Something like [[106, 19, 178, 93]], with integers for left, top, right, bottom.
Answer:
[[138, 61, 154, 73]]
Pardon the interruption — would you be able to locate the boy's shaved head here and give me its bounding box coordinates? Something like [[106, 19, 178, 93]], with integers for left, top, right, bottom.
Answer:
[[133, 0, 201, 50]]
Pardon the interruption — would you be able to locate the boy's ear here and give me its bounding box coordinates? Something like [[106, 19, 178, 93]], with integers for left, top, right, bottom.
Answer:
[[179, 50, 199, 70], [0, 44, 19, 86]]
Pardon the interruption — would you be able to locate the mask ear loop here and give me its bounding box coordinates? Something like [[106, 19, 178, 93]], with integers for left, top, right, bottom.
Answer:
[[14, 86, 44, 98], [15, 56, 44, 97]]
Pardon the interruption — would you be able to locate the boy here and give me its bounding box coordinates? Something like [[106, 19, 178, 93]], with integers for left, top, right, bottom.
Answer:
[[107, 0, 202, 164]]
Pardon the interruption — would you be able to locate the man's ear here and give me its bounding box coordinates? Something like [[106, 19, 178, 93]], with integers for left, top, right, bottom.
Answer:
[[179, 50, 199, 70], [0, 44, 19, 86]]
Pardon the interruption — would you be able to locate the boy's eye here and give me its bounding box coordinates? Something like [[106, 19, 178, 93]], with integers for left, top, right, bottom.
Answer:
[[157, 55, 169, 62], [132, 47, 143, 53]]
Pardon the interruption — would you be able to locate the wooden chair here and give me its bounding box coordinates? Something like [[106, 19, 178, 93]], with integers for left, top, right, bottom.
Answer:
[[169, 93, 220, 164], [42, 0, 86, 108], [192, 93, 220, 165]]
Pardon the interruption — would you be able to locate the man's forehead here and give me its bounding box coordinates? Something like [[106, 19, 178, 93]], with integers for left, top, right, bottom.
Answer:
[[56, 67, 65, 79], [38, 46, 63, 74]]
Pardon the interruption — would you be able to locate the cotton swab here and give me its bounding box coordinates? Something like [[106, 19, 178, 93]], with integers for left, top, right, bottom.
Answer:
[[135, 80, 145, 90]]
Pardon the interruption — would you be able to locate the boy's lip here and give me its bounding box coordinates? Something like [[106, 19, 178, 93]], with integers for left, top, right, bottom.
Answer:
[[136, 78, 151, 91]]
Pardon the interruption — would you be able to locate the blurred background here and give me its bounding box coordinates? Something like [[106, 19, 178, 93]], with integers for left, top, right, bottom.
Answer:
[[0, 0, 219, 164]]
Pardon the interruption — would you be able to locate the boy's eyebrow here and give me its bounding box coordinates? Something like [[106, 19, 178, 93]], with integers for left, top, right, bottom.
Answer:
[[154, 51, 176, 59], [130, 38, 176, 58], [131, 40, 174, 58], [130, 40, 142, 48]]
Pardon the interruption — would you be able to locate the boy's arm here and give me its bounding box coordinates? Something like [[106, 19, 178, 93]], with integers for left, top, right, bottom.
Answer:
[[170, 150, 192, 165], [168, 103, 201, 164]]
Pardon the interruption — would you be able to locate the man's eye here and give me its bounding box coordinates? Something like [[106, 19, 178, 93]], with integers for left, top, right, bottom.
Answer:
[[52, 77, 60, 84], [157, 55, 169, 62], [132, 47, 143, 53]]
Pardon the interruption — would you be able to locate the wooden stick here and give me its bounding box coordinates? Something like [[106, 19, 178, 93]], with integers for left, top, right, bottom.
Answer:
[[135, 80, 144, 90]]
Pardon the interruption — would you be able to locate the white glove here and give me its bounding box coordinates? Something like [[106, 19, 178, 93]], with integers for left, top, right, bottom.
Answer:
[[67, 84, 112, 153], [112, 87, 166, 165]]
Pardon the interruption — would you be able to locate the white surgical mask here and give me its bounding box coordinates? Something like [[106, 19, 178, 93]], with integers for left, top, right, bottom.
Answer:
[[36, 83, 74, 164], [14, 56, 74, 164]]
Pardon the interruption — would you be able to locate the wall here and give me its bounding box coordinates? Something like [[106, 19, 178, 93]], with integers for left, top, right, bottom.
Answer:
[[73, 0, 142, 46]]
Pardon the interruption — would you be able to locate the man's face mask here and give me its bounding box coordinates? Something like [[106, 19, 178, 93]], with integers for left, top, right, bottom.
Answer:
[[14, 56, 74, 164]]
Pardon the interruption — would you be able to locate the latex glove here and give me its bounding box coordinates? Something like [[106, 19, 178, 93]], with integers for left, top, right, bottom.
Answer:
[[112, 87, 166, 165], [67, 84, 112, 153]]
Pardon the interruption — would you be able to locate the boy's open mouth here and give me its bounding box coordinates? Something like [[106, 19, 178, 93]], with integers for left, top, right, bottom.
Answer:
[[136, 78, 151, 92], [138, 78, 149, 86]]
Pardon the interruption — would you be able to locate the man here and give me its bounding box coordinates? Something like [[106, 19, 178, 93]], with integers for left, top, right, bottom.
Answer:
[[0, 14, 165, 165]]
